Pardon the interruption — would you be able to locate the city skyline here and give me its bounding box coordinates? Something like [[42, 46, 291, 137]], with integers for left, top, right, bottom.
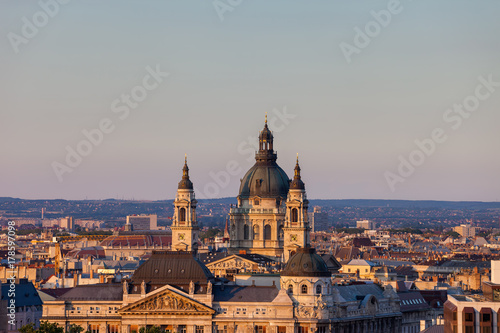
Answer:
[[1, 1, 499, 202]]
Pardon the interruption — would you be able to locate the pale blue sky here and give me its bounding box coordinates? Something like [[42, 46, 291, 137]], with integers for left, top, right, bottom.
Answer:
[[1, 0, 499, 201]]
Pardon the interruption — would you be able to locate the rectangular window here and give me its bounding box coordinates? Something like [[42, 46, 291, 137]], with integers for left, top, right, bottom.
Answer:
[[465, 313, 474, 322], [214, 326, 227, 333], [179, 325, 187, 333], [195, 326, 204, 333], [277, 327, 286, 333], [90, 325, 99, 333], [255, 326, 266, 333], [482, 313, 491, 322], [108, 325, 119, 333]]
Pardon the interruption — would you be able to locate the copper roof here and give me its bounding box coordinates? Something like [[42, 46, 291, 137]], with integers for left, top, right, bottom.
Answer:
[[281, 247, 330, 277]]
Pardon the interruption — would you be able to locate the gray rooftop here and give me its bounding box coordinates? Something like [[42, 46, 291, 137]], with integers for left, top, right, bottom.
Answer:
[[58, 283, 123, 301], [336, 284, 385, 302], [213, 285, 279, 303]]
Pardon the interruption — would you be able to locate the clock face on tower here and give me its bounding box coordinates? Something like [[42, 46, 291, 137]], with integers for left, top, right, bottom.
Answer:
[[178, 233, 185, 241], [290, 234, 297, 242]]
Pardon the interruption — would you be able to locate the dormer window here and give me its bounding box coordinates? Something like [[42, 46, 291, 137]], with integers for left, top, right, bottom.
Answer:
[[316, 285, 322, 294], [254, 198, 260, 206], [301, 284, 308, 294]]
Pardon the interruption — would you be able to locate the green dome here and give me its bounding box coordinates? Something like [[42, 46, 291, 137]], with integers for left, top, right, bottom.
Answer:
[[281, 247, 331, 277], [238, 162, 290, 199]]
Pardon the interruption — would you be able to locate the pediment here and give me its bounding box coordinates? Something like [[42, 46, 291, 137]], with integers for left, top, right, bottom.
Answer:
[[173, 242, 189, 251], [119, 286, 214, 315], [205, 255, 256, 268], [176, 199, 191, 203]]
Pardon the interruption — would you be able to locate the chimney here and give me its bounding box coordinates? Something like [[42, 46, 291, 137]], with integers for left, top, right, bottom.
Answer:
[[73, 273, 78, 286], [90, 269, 94, 279], [99, 275, 104, 283]]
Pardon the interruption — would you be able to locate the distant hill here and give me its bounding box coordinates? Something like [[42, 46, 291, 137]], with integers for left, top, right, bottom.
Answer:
[[1, 197, 499, 229], [1, 197, 499, 209], [308, 199, 500, 210]]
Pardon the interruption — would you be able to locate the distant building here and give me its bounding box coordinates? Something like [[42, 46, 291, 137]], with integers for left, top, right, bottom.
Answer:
[[453, 224, 476, 237], [309, 206, 329, 232], [9, 218, 40, 228], [75, 219, 103, 229], [60, 216, 74, 231], [340, 259, 378, 279], [357, 219, 376, 230], [125, 214, 157, 231]]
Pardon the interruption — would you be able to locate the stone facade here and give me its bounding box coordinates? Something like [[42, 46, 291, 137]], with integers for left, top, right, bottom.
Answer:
[[229, 120, 310, 260], [171, 157, 199, 252]]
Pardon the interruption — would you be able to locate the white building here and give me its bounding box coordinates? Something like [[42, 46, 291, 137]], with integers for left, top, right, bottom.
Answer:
[[357, 220, 376, 230], [125, 214, 157, 231]]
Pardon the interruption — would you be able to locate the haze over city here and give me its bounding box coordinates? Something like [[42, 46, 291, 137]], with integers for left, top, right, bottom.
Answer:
[[1, 1, 499, 201]]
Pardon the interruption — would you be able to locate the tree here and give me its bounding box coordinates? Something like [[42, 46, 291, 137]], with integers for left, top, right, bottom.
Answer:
[[139, 326, 163, 333], [445, 230, 460, 239], [199, 227, 222, 240], [19, 323, 36, 333], [68, 324, 85, 333], [20, 322, 65, 333]]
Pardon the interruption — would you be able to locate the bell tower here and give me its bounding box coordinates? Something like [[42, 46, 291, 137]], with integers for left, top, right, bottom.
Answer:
[[283, 154, 310, 262], [171, 155, 199, 252]]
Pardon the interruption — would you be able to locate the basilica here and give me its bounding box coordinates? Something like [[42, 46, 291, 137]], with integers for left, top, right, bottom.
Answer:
[[42, 118, 403, 333], [171, 116, 310, 262]]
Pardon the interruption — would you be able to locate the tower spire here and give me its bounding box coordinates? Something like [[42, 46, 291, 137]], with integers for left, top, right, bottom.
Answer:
[[172, 155, 199, 252], [290, 153, 305, 190], [178, 155, 193, 189]]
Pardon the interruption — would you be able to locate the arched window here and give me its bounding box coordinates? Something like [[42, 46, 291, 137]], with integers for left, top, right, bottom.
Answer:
[[179, 208, 186, 222], [253, 225, 260, 240], [264, 225, 272, 240], [291, 208, 298, 223], [301, 284, 308, 294], [288, 285, 293, 294], [244, 225, 250, 240], [254, 198, 260, 206], [316, 285, 322, 294]]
